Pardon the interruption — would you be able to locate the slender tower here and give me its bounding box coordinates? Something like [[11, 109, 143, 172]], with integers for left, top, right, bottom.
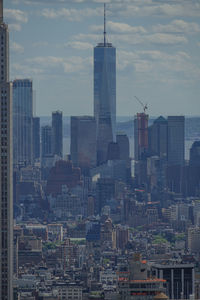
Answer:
[[94, 3, 116, 165], [0, 0, 13, 299]]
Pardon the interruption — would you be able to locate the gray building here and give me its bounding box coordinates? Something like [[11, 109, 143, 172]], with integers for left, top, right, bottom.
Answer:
[[41, 125, 53, 158], [94, 6, 116, 165], [148, 116, 168, 158], [167, 116, 185, 165], [52, 110, 63, 158], [13, 79, 33, 166], [70, 116, 96, 173], [152, 263, 195, 300], [32, 117, 40, 161], [0, 0, 13, 298]]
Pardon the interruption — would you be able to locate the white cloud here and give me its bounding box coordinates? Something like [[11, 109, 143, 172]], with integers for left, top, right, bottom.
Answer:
[[91, 21, 146, 34], [9, 24, 22, 31], [4, 9, 28, 23], [65, 41, 93, 50], [11, 42, 24, 54], [40, 7, 102, 21], [153, 20, 200, 34]]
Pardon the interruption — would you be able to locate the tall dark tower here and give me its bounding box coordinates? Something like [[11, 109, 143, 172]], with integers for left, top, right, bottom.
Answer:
[[0, 0, 13, 298], [94, 4, 116, 165], [52, 111, 63, 158]]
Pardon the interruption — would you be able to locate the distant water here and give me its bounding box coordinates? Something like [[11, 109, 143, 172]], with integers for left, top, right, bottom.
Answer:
[[63, 137, 196, 161]]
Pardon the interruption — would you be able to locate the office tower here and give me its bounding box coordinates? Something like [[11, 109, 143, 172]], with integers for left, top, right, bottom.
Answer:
[[167, 116, 185, 165], [152, 262, 195, 300], [32, 117, 40, 161], [70, 116, 96, 173], [52, 111, 63, 158], [188, 226, 200, 253], [148, 116, 168, 158], [134, 113, 149, 161], [189, 141, 200, 166], [0, 0, 13, 298], [41, 125, 52, 158], [13, 79, 33, 166], [116, 134, 130, 162], [94, 4, 116, 165]]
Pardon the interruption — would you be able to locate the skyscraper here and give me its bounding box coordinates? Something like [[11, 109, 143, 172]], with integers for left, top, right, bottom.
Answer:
[[70, 116, 96, 173], [41, 125, 53, 159], [13, 79, 33, 166], [167, 116, 185, 165], [134, 112, 149, 161], [52, 111, 63, 158], [0, 0, 13, 298], [94, 4, 116, 165], [32, 117, 40, 161]]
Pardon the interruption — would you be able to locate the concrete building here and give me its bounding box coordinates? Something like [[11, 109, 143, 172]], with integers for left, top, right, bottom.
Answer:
[[70, 116, 96, 173], [13, 79, 33, 166], [52, 110, 63, 158], [41, 125, 53, 158], [94, 5, 116, 165], [152, 262, 195, 300], [118, 254, 166, 300], [167, 116, 185, 166], [0, 0, 13, 298], [188, 226, 200, 254]]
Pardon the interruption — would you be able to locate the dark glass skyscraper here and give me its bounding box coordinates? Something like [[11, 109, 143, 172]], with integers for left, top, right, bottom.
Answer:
[[13, 79, 33, 166], [94, 5, 116, 165], [0, 0, 13, 298], [52, 110, 63, 158], [33, 117, 40, 161]]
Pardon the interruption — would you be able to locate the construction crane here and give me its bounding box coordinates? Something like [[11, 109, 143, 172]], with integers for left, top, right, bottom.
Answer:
[[134, 95, 148, 114]]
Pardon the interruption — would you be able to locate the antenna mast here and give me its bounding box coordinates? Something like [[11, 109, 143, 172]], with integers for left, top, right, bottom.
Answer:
[[104, 3, 106, 46]]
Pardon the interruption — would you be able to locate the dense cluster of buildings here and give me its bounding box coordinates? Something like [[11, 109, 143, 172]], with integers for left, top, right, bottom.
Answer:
[[0, 1, 200, 299]]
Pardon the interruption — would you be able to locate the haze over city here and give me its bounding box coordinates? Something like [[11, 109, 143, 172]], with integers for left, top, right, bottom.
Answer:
[[5, 0, 200, 116]]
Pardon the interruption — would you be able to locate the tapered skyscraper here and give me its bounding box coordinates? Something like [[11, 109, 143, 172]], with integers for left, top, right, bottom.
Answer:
[[94, 4, 116, 165], [0, 0, 13, 299]]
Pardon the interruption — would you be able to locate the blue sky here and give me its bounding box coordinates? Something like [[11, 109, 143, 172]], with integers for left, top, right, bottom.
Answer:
[[5, 0, 200, 117]]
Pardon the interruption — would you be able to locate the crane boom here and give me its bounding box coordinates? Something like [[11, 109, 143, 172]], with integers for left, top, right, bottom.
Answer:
[[134, 95, 148, 113]]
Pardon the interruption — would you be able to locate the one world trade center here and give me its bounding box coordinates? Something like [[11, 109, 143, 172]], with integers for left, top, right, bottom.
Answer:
[[94, 4, 116, 165]]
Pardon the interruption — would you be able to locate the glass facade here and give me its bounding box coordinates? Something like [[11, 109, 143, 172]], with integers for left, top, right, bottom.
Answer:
[[13, 79, 33, 166], [94, 42, 116, 164]]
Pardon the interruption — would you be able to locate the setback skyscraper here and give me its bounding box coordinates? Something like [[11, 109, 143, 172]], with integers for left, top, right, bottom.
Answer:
[[94, 4, 116, 165], [13, 79, 33, 166], [0, 0, 13, 298]]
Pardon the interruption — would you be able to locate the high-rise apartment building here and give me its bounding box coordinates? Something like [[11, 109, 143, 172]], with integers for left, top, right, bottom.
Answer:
[[167, 116, 185, 165], [0, 0, 13, 298], [52, 111, 63, 158], [32, 117, 40, 161], [94, 5, 116, 165], [70, 116, 96, 173], [13, 79, 33, 166]]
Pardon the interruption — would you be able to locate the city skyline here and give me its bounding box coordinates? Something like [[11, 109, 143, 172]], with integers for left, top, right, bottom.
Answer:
[[5, 0, 200, 117]]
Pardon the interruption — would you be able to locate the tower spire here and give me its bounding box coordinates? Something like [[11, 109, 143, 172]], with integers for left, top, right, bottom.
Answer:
[[0, 0, 3, 24], [104, 3, 106, 46]]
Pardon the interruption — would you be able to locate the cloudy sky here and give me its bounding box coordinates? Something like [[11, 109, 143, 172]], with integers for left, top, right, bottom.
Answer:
[[5, 0, 200, 117]]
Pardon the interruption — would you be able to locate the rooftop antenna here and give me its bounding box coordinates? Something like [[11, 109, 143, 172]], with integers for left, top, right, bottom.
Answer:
[[104, 3, 106, 46]]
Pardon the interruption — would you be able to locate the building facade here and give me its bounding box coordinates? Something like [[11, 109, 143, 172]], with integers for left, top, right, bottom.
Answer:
[[32, 117, 40, 161], [13, 79, 33, 166], [52, 110, 63, 158], [70, 116, 96, 173], [167, 116, 185, 166], [0, 0, 13, 298]]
